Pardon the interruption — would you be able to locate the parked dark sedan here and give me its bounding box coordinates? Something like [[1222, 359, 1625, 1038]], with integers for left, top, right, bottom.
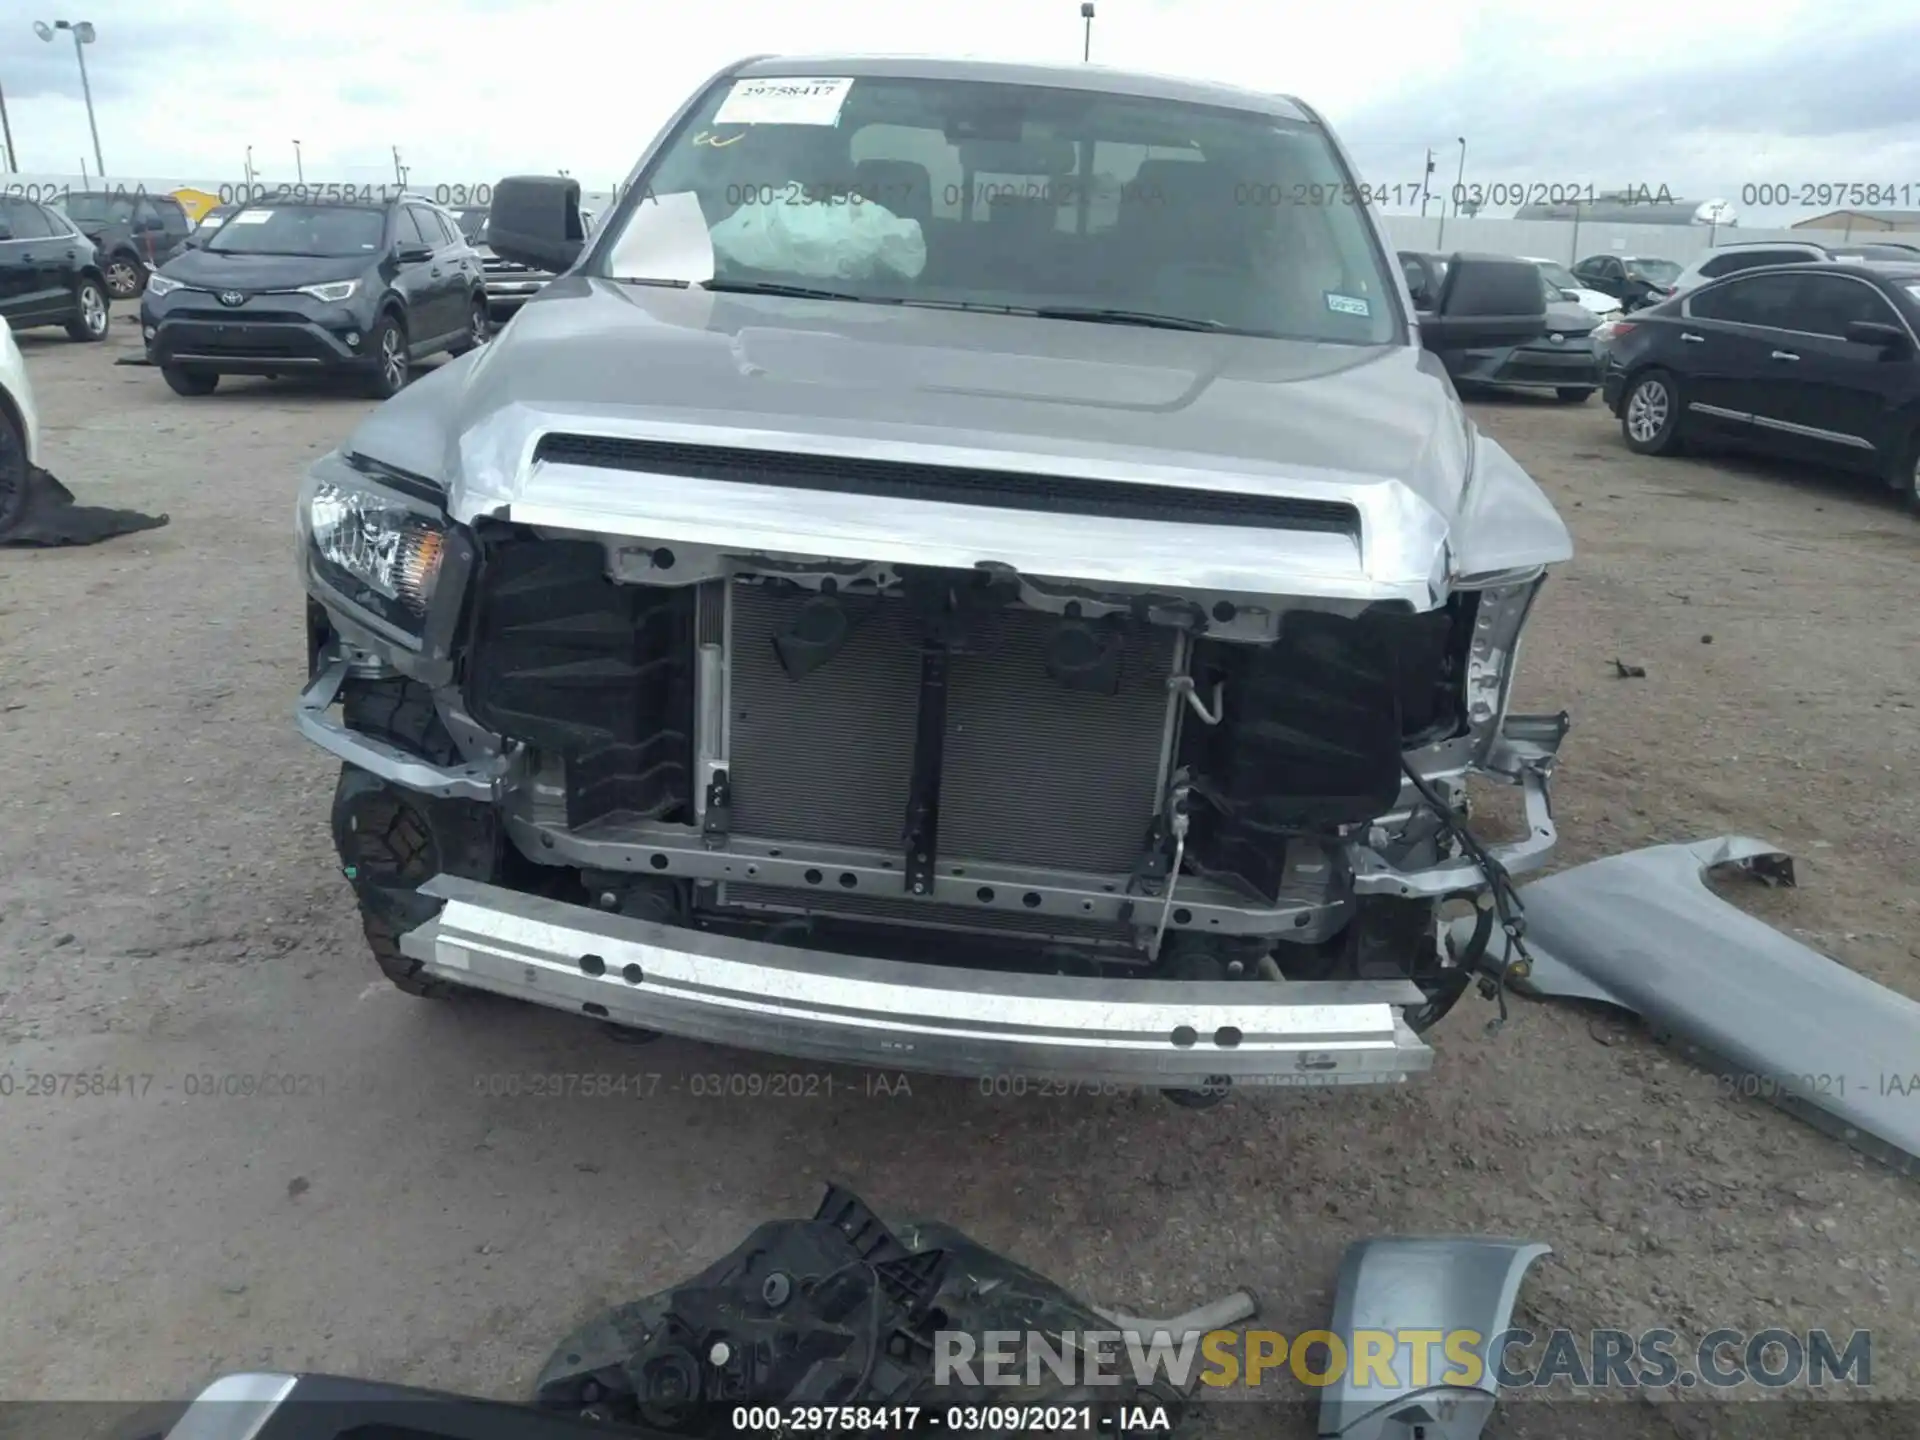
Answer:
[[0, 195, 111, 342], [55, 190, 195, 299], [140, 196, 490, 398], [1571, 253, 1683, 311], [1401, 251, 1601, 401], [1601, 261, 1920, 510]]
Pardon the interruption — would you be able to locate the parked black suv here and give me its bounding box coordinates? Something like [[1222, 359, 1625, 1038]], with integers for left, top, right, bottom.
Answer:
[[56, 190, 194, 299], [0, 196, 111, 342], [141, 196, 490, 398]]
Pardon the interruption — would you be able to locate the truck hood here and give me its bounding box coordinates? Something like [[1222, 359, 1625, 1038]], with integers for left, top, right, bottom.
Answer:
[[340, 277, 1571, 606]]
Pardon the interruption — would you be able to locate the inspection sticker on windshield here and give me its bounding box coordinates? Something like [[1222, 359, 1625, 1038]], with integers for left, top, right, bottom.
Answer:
[[230, 209, 274, 224], [1325, 292, 1371, 317], [713, 77, 854, 127]]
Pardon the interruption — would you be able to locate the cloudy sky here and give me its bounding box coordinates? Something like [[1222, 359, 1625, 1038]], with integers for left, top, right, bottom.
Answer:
[[4, 0, 1918, 223]]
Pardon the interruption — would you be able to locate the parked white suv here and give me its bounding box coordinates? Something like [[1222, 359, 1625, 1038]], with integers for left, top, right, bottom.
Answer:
[[1666, 238, 1920, 298]]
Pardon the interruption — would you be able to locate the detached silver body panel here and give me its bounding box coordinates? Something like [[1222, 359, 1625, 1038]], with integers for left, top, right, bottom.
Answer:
[[1318, 1237, 1551, 1440], [1481, 836, 1920, 1173]]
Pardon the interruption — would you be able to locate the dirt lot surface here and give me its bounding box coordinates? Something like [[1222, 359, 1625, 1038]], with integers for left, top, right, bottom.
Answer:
[[1, 322, 1916, 1439]]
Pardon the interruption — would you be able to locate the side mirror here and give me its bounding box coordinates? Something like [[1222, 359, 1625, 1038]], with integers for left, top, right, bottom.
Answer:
[[1846, 319, 1909, 352], [394, 243, 435, 264], [1416, 253, 1548, 351], [488, 175, 585, 274], [1560, 288, 1581, 301]]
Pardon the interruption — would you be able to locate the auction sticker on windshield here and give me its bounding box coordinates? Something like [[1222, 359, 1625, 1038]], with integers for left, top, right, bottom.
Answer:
[[230, 210, 274, 224], [1325, 292, 1372, 317], [714, 77, 854, 127]]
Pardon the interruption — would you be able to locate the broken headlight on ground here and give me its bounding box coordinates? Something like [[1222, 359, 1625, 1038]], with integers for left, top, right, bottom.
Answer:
[[299, 472, 449, 640]]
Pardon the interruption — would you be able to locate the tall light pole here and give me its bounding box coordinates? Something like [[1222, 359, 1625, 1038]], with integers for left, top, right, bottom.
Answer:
[[0, 77, 16, 171], [1080, 2, 1095, 62], [33, 19, 104, 177], [1437, 135, 1467, 248], [244, 144, 255, 190], [293, 139, 303, 183]]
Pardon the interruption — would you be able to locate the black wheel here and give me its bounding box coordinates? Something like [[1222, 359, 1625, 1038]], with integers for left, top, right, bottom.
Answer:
[[65, 279, 110, 342], [104, 251, 147, 300], [0, 406, 27, 535], [162, 365, 219, 396], [448, 295, 490, 356], [363, 315, 410, 398], [332, 678, 499, 1000], [1554, 386, 1594, 404], [1619, 368, 1684, 455]]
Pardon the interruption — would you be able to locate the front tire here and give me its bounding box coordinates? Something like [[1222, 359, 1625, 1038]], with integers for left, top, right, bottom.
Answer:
[[1900, 431, 1920, 517], [66, 280, 110, 342], [104, 251, 146, 300], [332, 678, 500, 1000], [162, 365, 219, 396], [1555, 386, 1594, 404], [1620, 368, 1684, 455], [363, 316, 410, 399], [0, 407, 27, 535], [448, 296, 489, 356]]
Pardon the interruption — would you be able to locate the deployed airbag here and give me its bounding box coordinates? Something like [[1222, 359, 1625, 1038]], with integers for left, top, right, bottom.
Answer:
[[1473, 836, 1920, 1174], [710, 196, 927, 280]]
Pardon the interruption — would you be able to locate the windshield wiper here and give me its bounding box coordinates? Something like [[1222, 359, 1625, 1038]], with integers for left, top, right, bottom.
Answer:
[[700, 279, 879, 303], [1029, 305, 1227, 332]]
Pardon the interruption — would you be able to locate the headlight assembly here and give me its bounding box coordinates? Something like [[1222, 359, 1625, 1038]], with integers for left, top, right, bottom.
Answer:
[[145, 273, 184, 298], [298, 279, 358, 303], [305, 478, 447, 636]]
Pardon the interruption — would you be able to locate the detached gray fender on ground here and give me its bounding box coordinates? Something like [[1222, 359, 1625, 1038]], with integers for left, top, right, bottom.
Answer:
[[1318, 1236, 1551, 1440], [1464, 835, 1920, 1174]]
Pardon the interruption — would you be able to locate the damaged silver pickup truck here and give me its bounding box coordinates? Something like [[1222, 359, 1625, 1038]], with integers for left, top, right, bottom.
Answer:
[[295, 55, 1571, 1100]]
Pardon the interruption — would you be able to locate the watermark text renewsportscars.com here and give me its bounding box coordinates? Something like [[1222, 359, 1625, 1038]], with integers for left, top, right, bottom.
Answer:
[[934, 1326, 1871, 1393]]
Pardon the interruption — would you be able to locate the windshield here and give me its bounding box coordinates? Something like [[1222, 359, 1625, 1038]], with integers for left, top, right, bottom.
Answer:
[[1535, 260, 1580, 290], [600, 72, 1399, 344], [1626, 257, 1680, 282], [454, 208, 490, 241], [207, 204, 387, 257], [61, 193, 136, 226]]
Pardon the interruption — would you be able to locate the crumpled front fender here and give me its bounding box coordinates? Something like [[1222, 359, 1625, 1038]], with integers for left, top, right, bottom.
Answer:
[[1318, 1236, 1551, 1440]]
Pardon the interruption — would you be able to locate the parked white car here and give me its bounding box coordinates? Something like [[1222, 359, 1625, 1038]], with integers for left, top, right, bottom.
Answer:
[[0, 315, 43, 531], [1664, 238, 1920, 299], [1524, 257, 1622, 319]]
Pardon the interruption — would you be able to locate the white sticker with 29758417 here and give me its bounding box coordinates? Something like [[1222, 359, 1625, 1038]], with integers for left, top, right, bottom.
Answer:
[[1324, 292, 1371, 317], [713, 77, 855, 127], [230, 210, 274, 224]]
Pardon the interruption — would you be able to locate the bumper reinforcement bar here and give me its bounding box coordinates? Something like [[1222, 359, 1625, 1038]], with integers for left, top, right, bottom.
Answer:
[[402, 875, 1435, 1087]]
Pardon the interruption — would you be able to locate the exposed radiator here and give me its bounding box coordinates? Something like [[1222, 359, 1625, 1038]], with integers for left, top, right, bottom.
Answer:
[[726, 584, 1176, 876]]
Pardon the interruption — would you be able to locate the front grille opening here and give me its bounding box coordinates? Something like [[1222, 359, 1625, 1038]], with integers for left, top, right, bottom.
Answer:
[[532, 434, 1360, 534]]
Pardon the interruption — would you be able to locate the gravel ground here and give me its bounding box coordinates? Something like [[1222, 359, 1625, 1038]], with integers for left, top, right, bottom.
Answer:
[[1, 322, 1916, 1439]]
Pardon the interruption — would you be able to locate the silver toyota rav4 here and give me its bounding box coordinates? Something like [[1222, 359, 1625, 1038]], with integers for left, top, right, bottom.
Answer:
[[295, 55, 1569, 1100]]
